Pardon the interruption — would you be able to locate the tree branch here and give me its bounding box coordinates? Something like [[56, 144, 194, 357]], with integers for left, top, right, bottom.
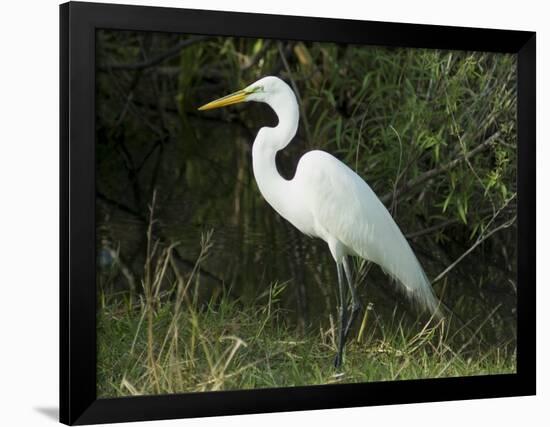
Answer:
[[432, 215, 516, 284], [99, 36, 210, 71], [405, 206, 514, 240], [380, 131, 501, 205]]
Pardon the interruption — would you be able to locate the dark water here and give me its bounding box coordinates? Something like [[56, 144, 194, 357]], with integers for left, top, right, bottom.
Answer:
[[96, 123, 517, 345]]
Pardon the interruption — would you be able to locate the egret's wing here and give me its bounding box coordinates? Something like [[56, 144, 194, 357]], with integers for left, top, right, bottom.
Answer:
[[295, 150, 441, 317]]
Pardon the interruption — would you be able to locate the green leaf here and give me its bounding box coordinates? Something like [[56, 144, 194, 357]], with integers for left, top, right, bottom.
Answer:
[[457, 199, 467, 224], [442, 191, 453, 213]]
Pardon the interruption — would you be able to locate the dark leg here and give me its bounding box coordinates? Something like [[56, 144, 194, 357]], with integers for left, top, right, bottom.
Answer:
[[343, 256, 362, 340], [334, 261, 347, 368]]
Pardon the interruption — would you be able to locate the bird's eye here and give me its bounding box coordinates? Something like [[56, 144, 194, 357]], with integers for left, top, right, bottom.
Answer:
[[251, 85, 264, 93]]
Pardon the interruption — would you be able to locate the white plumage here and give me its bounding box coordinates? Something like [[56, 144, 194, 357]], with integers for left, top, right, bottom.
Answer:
[[199, 75, 443, 367], [295, 150, 441, 315]]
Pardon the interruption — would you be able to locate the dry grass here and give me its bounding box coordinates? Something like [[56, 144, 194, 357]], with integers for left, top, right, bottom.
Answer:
[[97, 200, 515, 397]]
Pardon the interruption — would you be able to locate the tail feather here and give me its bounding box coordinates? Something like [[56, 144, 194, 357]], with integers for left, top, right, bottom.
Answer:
[[414, 270, 445, 321], [372, 233, 444, 321], [388, 261, 445, 322]]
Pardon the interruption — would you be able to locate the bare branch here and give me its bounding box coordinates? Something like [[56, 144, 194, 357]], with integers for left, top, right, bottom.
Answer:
[[432, 215, 516, 284], [405, 206, 514, 240], [380, 132, 501, 205], [99, 36, 210, 71]]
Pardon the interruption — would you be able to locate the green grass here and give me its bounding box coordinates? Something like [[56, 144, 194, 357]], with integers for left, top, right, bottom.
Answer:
[[97, 204, 515, 398], [97, 283, 515, 397]]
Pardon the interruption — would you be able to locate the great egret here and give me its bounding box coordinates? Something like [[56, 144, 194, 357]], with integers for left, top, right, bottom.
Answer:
[[199, 76, 443, 368]]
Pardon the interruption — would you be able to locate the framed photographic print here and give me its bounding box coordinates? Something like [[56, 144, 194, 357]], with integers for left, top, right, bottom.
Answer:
[[60, 1, 536, 424]]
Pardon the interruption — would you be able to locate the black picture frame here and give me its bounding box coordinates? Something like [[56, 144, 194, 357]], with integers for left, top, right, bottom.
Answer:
[[60, 1, 536, 425]]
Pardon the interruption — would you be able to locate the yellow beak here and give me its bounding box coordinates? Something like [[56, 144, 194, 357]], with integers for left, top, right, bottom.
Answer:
[[198, 89, 249, 111]]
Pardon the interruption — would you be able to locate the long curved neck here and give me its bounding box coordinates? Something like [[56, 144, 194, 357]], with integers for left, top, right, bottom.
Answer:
[[251, 89, 299, 217]]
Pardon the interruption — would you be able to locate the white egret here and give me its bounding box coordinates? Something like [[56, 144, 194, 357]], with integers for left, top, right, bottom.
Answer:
[[199, 76, 443, 367]]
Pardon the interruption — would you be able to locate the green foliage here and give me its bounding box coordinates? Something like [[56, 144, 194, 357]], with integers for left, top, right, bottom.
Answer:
[[95, 30, 518, 396], [98, 263, 515, 397]]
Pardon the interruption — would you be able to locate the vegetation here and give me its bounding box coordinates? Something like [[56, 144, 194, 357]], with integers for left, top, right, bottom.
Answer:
[[98, 223, 514, 397], [96, 30, 518, 396]]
